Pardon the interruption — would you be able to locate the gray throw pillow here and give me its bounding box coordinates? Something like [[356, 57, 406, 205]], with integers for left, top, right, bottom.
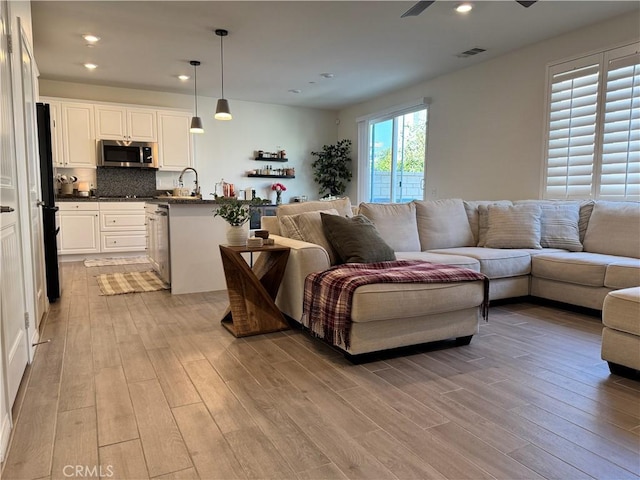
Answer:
[[320, 213, 396, 264], [540, 204, 583, 251]]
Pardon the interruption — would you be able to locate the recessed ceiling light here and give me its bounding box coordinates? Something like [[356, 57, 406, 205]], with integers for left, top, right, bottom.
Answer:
[[82, 34, 100, 43], [84, 63, 98, 70], [178, 75, 190, 81], [320, 73, 334, 79], [455, 3, 473, 13], [288, 89, 302, 94]]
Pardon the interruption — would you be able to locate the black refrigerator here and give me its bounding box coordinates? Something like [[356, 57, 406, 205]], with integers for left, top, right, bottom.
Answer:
[[36, 102, 61, 302]]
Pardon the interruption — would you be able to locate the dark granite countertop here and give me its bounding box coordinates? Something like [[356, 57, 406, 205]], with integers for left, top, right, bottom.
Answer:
[[56, 196, 276, 207], [56, 196, 154, 202]]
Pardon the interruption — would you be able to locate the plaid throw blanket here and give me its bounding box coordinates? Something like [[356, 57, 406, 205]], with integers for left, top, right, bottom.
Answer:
[[302, 260, 489, 350]]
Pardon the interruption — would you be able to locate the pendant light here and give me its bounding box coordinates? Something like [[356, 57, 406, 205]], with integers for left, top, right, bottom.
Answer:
[[214, 29, 232, 120], [189, 60, 204, 133]]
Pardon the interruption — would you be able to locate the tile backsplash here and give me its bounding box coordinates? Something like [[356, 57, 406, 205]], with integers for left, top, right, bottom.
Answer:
[[96, 167, 157, 197]]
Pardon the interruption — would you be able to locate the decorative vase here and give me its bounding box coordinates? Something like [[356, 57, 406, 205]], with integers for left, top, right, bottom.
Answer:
[[276, 191, 282, 205], [226, 224, 248, 246]]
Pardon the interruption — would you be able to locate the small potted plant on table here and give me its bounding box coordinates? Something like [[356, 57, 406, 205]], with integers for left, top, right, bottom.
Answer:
[[214, 197, 252, 246]]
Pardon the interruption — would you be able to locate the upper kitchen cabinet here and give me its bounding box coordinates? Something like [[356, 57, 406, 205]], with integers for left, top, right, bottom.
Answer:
[[157, 110, 193, 171], [60, 102, 97, 168], [46, 100, 64, 167], [95, 105, 157, 142]]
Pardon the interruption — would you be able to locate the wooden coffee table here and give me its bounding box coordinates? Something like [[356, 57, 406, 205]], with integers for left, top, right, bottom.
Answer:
[[219, 244, 291, 337]]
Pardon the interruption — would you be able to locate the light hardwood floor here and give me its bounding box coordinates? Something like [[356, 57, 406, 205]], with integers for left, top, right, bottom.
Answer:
[[2, 261, 639, 479]]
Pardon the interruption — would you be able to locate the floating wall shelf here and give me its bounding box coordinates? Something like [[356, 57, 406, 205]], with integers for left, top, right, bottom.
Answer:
[[247, 174, 295, 179]]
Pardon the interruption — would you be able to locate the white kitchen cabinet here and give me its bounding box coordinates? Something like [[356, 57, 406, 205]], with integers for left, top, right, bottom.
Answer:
[[58, 202, 100, 254], [46, 100, 64, 167], [99, 202, 146, 253], [95, 106, 157, 142], [157, 111, 193, 171], [60, 102, 96, 168]]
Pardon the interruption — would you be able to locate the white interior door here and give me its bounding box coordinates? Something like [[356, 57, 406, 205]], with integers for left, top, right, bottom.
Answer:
[[0, 0, 29, 459], [19, 20, 46, 326]]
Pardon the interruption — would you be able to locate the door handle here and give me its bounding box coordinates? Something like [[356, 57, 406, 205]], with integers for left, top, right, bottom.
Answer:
[[1, 205, 15, 213]]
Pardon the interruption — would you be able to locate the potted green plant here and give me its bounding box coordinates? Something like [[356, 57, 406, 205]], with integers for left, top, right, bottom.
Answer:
[[214, 197, 252, 246], [311, 139, 353, 198]]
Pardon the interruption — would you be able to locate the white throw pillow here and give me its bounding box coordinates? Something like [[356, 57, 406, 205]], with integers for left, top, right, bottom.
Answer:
[[484, 204, 542, 249], [583, 201, 640, 258], [539, 204, 582, 251], [415, 199, 475, 250], [468, 201, 513, 246], [278, 209, 340, 264], [513, 199, 593, 243], [357, 202, 420, 252]]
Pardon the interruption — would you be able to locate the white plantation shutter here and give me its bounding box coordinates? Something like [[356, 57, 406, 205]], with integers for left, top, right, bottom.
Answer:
[[599, 52, 640, 200], [544, 43, 640, 201], [545, 62, 600, 199]]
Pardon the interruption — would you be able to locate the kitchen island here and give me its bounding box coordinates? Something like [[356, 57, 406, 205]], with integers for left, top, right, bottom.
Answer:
[[147, 199, 276, 295]]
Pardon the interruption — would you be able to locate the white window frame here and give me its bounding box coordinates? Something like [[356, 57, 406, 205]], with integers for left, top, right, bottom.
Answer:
[[542, 42, 640, 201], [356, 98, 430, 204]]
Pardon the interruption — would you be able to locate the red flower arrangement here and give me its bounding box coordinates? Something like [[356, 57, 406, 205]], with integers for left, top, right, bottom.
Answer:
[[271, 183, 287, 192]]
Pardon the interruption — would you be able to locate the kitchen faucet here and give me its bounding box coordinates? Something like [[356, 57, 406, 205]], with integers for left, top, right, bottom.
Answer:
[[178, 167, 201, 198]]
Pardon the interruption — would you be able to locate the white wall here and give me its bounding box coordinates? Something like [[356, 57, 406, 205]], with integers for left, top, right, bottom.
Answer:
[[338, 12, 640, 202], [39, 80, 338, 203]]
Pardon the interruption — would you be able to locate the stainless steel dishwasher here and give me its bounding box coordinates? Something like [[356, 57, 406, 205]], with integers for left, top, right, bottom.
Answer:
[[154, 205, 171, 284]]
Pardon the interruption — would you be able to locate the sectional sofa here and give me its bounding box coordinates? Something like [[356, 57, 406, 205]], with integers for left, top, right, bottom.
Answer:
[[261, 197, 640, 357]]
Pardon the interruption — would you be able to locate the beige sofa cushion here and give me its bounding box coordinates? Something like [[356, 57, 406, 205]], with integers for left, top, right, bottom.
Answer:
[[484, 204, 542, 249], [604, 259, 640, 289], [278, 209, 340, 264], [395, 251, 480, 271], [602, 287, 640, 336], [358, 202, 421, 252], [276, 197, 353, 218], [531, 252, 626, 287], [415, 199, 474, 250], [351, 281, 484, 324], [430, 247, 531, 279], [583, 201, 640, 258]]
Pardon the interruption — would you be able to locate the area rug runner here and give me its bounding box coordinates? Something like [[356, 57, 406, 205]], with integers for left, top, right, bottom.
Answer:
[[96, 270, 168, 295], [302, 260, 489, 349], [84, 256, 150, 267]]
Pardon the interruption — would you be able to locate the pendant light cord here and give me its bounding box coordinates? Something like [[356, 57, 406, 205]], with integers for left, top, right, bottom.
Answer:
[[193, 63, 199, 116], [220, 34, 225, 99]]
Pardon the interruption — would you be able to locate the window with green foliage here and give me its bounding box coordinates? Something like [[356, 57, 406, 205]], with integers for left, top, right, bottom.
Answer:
[[358, 101, 428, 203]]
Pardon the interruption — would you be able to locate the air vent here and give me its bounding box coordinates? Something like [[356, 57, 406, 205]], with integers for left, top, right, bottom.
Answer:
[[456, 47, 487, 58]]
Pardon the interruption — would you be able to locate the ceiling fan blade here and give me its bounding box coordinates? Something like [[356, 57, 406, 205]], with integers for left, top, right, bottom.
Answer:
[[516, 0, 537, 7], [401, 0, 436, 18]]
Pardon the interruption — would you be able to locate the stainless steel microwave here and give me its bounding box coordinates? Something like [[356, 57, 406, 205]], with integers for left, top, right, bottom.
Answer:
[[98, 140, 158, 168]]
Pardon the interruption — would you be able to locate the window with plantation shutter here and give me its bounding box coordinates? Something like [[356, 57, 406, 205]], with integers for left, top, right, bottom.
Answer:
[[599, 52, 640, 200], [543, 43, 640, 201]]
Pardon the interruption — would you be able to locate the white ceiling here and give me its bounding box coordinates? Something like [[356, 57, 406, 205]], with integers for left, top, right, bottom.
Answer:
[[31, 1, 639, 110]]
